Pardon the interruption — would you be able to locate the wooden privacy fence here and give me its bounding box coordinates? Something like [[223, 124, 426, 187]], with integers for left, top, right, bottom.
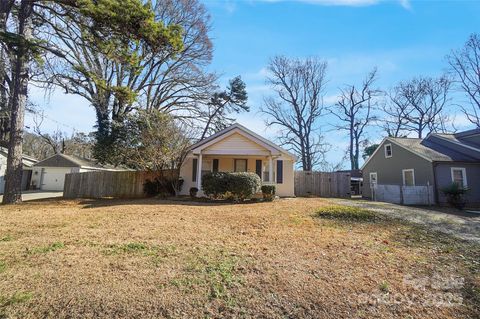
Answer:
[[63, 170, 177, 199], [294, 171, 351, 198], [373, 184, 434, 205]]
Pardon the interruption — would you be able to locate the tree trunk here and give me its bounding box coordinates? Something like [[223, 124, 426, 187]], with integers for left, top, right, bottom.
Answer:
[[3, 0, 33, 204], [0, 3, 11, 143], [349, 129, 355, 170]]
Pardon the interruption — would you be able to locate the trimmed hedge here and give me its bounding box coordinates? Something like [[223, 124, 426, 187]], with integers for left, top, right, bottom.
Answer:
[[202, 172, 261, 200]]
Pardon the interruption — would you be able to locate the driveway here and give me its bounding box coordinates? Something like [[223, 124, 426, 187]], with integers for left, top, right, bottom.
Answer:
[[0, 191, 63, 202], [331, 198, 480, 243]]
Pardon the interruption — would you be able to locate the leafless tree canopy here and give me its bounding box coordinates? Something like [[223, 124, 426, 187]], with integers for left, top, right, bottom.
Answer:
[[448, 33, 480, 128], [388, 76, 451, 138], [380, 88, 410, 138], [261, 56, 329, 171], [330, 69, 379, 170]]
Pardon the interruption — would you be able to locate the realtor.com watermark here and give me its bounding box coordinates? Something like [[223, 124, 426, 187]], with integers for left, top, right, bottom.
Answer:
[[355, 273, 464, 308]]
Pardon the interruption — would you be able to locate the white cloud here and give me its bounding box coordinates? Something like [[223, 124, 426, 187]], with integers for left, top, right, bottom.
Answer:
[[261, 0, 380, 6], [257, 0, 411, 9], [399, 0, 412, 10]]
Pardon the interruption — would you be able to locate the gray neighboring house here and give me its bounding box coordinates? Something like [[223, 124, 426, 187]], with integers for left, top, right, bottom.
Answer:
[[0, 147, 38, 194], [362, 129, 480, 205], [31, 153, 122, 191]]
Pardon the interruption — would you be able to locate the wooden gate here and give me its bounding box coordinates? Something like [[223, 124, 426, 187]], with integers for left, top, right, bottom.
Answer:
[[294, 171, 351, 198]]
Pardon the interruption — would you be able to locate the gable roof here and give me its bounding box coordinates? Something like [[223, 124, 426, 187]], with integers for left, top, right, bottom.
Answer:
[[189, 123, 297, 159], [362, 130, 480, 169], [34, 153, 119, 170]]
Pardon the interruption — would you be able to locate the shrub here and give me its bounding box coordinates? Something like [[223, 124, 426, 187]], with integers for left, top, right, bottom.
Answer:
[[441, 183, 469, 210], [228, 172, 262, 200], [202, 172, 230, 198], [189, 187, 199, 198], [316, 205, 378, 222], [143, 176, 179, 197], [261, 185, 276, 201], [202, 172, 261, 200]]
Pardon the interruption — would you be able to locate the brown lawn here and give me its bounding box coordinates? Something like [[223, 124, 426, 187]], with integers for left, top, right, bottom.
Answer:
[[0, 198, 478, 318]]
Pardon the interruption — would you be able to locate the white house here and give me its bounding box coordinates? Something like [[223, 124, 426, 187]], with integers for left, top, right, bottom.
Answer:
[[31, 153, 122, 191], [0, 147, 38, 194], [179, 124, 297, 197]]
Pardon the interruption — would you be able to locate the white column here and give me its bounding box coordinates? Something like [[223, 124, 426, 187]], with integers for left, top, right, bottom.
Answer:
[[197, 153, 202, 191], [268, 156, 273, 183]]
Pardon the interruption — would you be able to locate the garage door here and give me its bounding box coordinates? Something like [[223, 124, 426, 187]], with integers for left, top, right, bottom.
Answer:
[[41, 168, 71, 191]]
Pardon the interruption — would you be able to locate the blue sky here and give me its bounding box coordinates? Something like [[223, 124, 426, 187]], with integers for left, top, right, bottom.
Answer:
[[28, 0, 480, 168]]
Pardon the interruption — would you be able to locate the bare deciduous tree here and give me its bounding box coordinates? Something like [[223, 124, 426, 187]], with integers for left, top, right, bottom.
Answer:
[[379, 89, 410, 137], [448, 33, 480, 127], [261, 56, 329, 171], [390, 76, 451, 138], [330, 69, 379, 170]]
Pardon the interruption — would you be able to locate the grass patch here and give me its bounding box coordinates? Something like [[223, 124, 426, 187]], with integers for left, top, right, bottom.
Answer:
[[0, 236, 12, 242], [0, 292, 33, 308], [0, 262, 5, 273], [103, 242, 178, 266], [169, 250, 243, 303], [30, 242, 64, 254], [315, 205, 379, 222], [379, 280, 390, 293], [103, 242, 150, 255]]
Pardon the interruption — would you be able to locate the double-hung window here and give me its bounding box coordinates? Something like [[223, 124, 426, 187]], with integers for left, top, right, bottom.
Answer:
[[234, 159, 247, 172], [384, 144, 392, 158]]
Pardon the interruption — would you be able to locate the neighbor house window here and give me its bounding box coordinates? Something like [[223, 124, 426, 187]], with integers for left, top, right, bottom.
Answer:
[[234, 159, 247, 172], [384, 144, 392, 158], [451, 167, 467, 188], [402, 169, 415, 186]]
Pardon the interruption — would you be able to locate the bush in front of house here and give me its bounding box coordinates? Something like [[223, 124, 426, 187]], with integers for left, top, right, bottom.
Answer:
[[228, 172, 262, 200], [261, 185, 276, 201], [201, 172, 230, 198], [189, 187, 199, 198], [143, 176, 183, 197], [202, 172, 261, 200], [441, 183, 469, 210]]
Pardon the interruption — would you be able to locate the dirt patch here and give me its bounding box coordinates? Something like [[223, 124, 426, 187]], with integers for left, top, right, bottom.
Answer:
[[0, 198, 478, 318]]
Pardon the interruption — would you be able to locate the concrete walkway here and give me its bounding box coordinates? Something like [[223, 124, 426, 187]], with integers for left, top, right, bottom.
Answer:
[[330, 198, 480, 243], [0, 191, 63, 202]]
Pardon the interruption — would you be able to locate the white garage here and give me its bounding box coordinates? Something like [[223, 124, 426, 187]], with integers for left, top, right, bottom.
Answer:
[[31, 154, 116, 191], [36, 167, 73, 191]]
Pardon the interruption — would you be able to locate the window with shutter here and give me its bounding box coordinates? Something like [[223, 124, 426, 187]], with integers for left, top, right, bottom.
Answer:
[[192, 158, 197, 182], [276, 160, 283, 184], [255, 160, 262, 177]]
